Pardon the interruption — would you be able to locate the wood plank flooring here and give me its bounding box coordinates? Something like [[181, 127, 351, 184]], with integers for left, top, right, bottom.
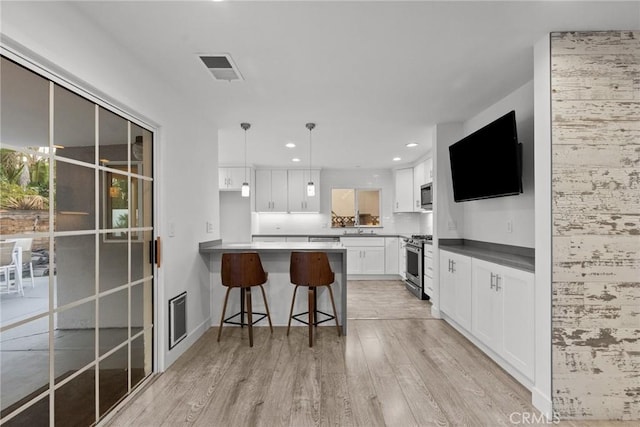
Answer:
[[106, 281, 637, 426]]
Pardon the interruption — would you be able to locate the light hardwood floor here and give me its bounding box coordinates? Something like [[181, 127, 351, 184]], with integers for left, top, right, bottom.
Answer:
[[107, 281, 636, 426]]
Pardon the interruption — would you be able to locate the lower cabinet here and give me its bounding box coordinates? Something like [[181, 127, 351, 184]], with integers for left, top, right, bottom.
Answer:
[[341, 237, 385, 275], [471, 258, 534, 380], [439, 250, 472, 331], [384, 237, 399, 274]]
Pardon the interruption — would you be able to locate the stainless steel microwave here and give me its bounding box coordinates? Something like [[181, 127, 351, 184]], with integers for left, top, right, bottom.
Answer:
[[420, 183, 433, 210]]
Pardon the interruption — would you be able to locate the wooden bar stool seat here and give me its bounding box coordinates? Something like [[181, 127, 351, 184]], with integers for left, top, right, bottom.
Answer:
[[217, 252, 273, 347], [287, 251, 341, 347]]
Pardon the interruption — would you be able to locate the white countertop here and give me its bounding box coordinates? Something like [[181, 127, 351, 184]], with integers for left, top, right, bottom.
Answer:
[[199, 240, 346, 253]]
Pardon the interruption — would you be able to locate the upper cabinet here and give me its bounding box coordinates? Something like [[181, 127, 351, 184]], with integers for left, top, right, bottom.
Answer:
[[413, 161, 425, 212], [287, 169, 320, 213], [218, 167, 248, 191], [393, 168, 414, 213], [424, 157, 433, 182], [255, 169, 288, 212]]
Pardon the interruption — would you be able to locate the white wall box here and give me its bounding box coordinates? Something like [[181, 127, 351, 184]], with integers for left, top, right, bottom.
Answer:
[[384, 237, 399, 274], [439, 249, 472, 330], [287, 169, 320, 212], [393, 168, 414, 213], [341, 237, 385, 275], [255, 169, 288, 212], [471, 258, 534, 380], [219, 167, 248, 191]]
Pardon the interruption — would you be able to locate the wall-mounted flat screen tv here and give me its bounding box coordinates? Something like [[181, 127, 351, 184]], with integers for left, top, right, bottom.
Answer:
[[449, 110, 522, 202]]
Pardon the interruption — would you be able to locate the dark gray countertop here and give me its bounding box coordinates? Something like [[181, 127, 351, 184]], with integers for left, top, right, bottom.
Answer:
[[439, 239, 534, 273]]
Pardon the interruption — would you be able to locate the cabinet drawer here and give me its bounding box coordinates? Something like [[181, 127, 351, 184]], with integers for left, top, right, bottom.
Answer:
[[424, 275, 434, 294], [340, 237, 385, 247]]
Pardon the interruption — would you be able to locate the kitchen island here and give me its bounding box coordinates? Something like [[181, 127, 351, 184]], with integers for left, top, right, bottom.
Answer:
[[199, 240, 348, 334]]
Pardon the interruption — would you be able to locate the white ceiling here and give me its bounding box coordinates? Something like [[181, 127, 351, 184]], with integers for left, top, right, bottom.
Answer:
[[68, 1, 639, 169]]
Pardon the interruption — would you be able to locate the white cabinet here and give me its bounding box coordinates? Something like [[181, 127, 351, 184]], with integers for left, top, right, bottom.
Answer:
[[341, 237, 385, 275], [287, 169, 320, 213], [252, 236, 286, 242], [399, 239, 407, 280], [285, 236, 308, 242], [393, 168, 414, 213], [423, 244, 434, 297], [255, 169, 288, 212], [439, 250, 472, 331], [424, 157, 433, 182], [471, 259, 534, 380], [412, 162, 425, 211], [384, 237, 399, 274], [219, 167, 247, 191]]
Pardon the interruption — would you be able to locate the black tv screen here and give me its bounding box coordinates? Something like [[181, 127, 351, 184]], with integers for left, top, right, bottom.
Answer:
[[449, 110, 522, 202]]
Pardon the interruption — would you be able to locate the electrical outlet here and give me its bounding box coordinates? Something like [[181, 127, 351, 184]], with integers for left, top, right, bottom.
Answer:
[[507, 220, 513, 233], [168, 222, 175, 237], [206, 221, 214, 233], [448, 220, 457, 231]]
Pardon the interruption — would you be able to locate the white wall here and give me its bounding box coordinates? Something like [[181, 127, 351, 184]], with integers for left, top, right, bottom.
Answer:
[[461, 81, 535, 248], [253, 168, 421, 235], [533, 35, 552, 417], [1, 2, 219, 369], [220, 192, 251, 242]]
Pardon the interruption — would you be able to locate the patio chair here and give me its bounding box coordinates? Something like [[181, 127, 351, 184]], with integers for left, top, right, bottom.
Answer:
[[0, 241, 23, 296], [7, 238, 35, 288]]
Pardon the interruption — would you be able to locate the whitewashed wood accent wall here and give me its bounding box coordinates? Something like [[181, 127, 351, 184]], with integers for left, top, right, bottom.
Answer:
[[551, 31, 640, 420]]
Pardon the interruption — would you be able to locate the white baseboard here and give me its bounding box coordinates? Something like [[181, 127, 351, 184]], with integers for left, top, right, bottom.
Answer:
[[532, 387, 553, 418], [431, 306, 441, 319], [347, 274, 401, 281], [163, 317, 210, 369]]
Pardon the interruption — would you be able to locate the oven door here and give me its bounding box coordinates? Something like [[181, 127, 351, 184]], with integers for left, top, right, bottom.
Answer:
[[405, 244, 422, 288]]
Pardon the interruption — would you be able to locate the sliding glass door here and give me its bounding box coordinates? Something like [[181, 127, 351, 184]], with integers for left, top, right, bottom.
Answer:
[[0, 55, 155, 426]]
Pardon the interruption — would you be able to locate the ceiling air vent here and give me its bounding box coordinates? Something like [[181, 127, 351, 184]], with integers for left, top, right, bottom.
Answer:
[[199, 54, 244, 81]]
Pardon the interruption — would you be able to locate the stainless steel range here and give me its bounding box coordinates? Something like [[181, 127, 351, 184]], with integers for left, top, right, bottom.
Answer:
[[403, 234, 432, 300]]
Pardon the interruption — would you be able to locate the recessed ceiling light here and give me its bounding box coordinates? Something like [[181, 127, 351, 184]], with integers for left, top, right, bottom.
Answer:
[[285, 142, 296, 148], [393, 157, 401, 162], [406, 142, 418, 148], [292, 158, 301, 162]]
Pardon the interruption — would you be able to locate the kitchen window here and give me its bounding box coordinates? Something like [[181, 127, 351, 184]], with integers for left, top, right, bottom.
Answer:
[[331, 188, 381, 227]]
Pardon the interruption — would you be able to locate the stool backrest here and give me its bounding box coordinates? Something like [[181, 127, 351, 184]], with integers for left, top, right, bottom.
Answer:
[[221, 252, 267, 288], [290, 251, 334, 287], [0, 241, 16, 266]]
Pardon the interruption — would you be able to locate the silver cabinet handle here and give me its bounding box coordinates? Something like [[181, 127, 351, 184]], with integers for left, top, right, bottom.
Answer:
[[490, 273, 496, 289], [496, 274, 502, 291], [396, 202, 399, 209], [450, 260, 455, 273], [416, 200, 419, 208]]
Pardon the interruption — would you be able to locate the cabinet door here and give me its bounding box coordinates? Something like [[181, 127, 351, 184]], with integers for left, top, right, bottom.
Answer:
[[439, 253, 455, 315], [227, 167, 247, 190], [413, 162, 425, 211], [500, 265, 534, 379], [287, 170, 305, 212], [394, 168, 413, 212], [362, 247, 385, 274], [218, 168, 229, 189], [346, 247, 361, 274], [255, 169, 272, 211], [384, 237, 399, 274], [399, 240, 407, 280], [270, 170, 288, 212], [424, 157, 433, 182], [451, 252, 472, 330], [471, 258, 502, 349]]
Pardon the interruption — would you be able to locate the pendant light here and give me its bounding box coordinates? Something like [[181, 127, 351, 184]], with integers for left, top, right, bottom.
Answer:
[[306, 122, 316, 197], [240, 122, 251, 197]]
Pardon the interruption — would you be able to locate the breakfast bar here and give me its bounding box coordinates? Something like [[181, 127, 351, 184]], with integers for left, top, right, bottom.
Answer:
[[199, 240, 348, 334]]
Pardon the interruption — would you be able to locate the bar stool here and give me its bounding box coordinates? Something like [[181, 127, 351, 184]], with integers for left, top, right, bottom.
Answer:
[[287, 251, 341, 347], [217, 252, 273, 347]]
